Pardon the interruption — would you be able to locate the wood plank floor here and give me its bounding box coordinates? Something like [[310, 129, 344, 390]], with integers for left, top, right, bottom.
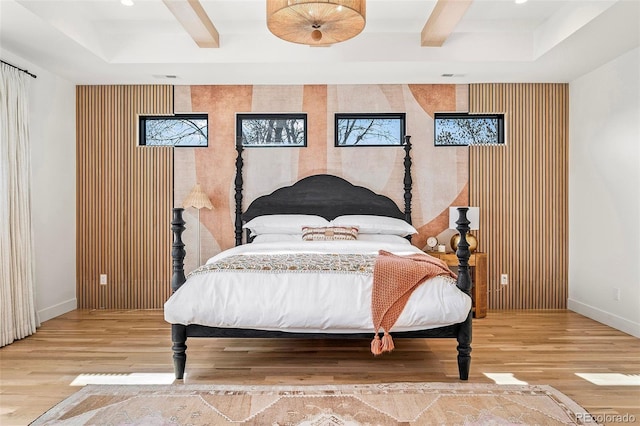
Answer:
[[1, 309, 639, 425]]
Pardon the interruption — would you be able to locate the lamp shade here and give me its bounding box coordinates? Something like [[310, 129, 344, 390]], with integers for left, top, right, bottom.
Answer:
[[183, 184, 213, 210], [449, 206, 479, 230], [267, 0, 366, 46]]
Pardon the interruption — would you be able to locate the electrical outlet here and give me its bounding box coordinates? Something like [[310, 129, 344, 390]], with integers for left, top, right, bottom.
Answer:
[[500, 274, 508, 285], [614, 287, 621, 301], [99, 274, 107, 285]]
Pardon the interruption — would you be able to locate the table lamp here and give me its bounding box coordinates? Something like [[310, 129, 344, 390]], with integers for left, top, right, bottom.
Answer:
[[182, 183, 213, 265]]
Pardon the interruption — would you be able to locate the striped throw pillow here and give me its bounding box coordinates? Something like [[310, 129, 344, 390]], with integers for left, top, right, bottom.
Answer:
[[302, 226, 359, 241]]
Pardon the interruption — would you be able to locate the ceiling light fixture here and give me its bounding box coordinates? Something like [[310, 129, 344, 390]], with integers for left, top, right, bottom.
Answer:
[[121, 0, 134, 6], [515, 0, 528, 4], [267, 0, 366, 46]]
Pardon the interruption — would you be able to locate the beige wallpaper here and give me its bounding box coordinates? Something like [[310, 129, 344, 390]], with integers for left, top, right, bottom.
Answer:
[[174, 84, 469, 271]]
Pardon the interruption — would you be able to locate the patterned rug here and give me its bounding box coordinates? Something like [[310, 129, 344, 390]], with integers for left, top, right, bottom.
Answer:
[[31, 382, 597, 425]]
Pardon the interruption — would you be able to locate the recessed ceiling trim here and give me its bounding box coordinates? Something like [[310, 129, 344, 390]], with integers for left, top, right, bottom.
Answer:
[[162, 0, 219, 48], [421, 0, 473, 47]]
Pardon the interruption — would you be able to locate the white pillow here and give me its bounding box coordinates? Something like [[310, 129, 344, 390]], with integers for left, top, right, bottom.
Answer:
[[356, 234, 412, 245], [251, 234, 303, 243], [331, 215, 417, 237], [243, 214, 329, 236]]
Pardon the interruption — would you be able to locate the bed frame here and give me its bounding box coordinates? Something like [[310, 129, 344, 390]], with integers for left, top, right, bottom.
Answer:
[[169, 137, 473, 380]]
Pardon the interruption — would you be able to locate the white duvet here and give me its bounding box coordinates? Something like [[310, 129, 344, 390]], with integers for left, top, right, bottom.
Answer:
[[164, 239, 471, 333]]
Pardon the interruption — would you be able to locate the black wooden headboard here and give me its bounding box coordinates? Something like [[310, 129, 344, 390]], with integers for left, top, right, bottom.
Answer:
[[234, 136, 413, 246]]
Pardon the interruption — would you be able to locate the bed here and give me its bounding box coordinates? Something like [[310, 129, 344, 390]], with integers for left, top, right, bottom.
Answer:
[[165, 139, 474, 380]]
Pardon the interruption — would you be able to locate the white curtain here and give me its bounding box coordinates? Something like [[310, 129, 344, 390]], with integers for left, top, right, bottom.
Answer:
[[0, 63, 39, 347]]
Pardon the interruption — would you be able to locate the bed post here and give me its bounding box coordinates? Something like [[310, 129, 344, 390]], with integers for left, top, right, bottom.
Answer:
[[403, 135, 412, 224], [234, 141, 244, 246], [170, 208, 188, 379], [172, 324, 187, 380], [454, 207, 472, 294], [454, 207, 472, 380], [171, 208, 186, 293]]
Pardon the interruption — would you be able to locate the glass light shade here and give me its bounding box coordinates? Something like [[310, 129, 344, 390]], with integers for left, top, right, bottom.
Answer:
[[267, 0, 366, 46]]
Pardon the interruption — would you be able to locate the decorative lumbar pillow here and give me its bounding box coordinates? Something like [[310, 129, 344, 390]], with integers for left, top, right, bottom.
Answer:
[[331, 215, 417, 237], [302, 226, 359, 241], [243, 214, 329, 236]]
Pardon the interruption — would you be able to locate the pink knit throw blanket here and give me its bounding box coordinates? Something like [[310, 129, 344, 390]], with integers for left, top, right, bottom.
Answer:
[[371, 250, 457, 355]]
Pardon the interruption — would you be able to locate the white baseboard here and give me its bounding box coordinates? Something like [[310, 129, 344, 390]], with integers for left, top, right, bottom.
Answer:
[[38, 298, 77, 323], [568, 298, 640, 338]]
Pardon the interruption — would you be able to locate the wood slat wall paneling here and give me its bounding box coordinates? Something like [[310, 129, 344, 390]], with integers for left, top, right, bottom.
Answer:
[[469, 83, 568, 309], [76, 85, 174, 309]]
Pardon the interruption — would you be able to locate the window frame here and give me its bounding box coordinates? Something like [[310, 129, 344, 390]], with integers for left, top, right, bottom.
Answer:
[[334, 112, 406, 147], [138, 113, 209, 147], [434, 112, 505, 146], [236, 113, 308, 147]]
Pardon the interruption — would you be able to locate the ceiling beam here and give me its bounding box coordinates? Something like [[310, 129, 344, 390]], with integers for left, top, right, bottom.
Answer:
[[163, 0, 219, 48], [421, 0, 473, 47]]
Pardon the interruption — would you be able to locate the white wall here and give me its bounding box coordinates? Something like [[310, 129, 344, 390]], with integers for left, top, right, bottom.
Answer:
[[1, 50, 77, 322], [568, 47, 640, 338]]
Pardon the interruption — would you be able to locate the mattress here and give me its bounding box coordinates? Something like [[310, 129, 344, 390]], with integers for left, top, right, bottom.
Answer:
[[164, 239, 471, 333]]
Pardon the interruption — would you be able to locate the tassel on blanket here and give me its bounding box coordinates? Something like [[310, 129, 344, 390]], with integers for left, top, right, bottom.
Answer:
[[371, 334, 383, 355], [381, 331, 394, 352], [371, 332, 395, 355]]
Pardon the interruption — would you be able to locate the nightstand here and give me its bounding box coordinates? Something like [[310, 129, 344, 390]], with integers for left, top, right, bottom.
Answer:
[[427, 251, 487, 318]]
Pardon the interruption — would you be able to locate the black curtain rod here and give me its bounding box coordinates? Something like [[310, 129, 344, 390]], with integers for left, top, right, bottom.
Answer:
[[1, 60, 37, 79]]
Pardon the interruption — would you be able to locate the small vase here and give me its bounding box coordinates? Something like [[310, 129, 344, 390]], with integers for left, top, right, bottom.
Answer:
[[450, 233, 477, 253]]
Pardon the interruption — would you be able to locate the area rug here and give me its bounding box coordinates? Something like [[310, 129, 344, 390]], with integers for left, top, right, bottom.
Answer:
[[31, 382, 597, 425]]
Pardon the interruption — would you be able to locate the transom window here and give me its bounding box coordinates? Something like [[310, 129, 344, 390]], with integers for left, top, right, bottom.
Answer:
[[139, 114, 208, 147], [434, 113, 505, 146]]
